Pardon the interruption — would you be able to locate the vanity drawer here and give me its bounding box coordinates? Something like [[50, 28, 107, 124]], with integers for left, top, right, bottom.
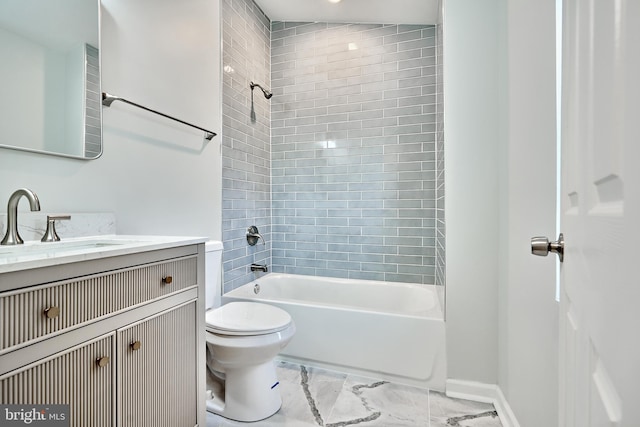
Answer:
[[0, 255, 197, 352]]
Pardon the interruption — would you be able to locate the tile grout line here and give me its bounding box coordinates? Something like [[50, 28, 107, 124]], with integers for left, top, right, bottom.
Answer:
[[446, 410, 500, 426], [325, 374, 387, 427], [299, 366, 390, 427], [300, 365, 326, 426]]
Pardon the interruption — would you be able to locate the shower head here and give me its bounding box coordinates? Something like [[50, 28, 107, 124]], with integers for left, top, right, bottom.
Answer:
[[250, 82, 273, 99]]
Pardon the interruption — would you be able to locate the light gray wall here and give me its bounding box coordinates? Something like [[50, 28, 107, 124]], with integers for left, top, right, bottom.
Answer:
[[446, 1, 559, 425], [0, 0, 222, 241], [444, 0, 502, 385], [270, 22, 438, 284], [502, 0, 558, 424], [220, 0, 271, 291]]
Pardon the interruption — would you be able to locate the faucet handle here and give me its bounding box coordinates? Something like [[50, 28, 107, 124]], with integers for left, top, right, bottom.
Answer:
[[41, 215, 71, 243], [246, 225, 266, 246]]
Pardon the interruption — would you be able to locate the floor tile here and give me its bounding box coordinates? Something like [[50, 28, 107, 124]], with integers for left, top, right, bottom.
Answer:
[[206, 362, 503, 427], [275, 361, 346, 426], [325, 375, 430, 426], [429, 391, 502, 427]]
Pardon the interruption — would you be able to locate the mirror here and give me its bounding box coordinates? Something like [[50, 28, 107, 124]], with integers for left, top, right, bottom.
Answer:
[[0, 0, 101, 159]]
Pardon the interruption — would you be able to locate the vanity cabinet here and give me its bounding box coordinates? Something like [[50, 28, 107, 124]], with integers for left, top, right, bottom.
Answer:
[[118, 302, 197, 427], [1, 334, 114, 427], [0, 242, 206, 427]]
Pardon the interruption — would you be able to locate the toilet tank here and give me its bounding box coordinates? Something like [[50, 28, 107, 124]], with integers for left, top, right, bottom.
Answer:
[[205, 241, 224, 310]]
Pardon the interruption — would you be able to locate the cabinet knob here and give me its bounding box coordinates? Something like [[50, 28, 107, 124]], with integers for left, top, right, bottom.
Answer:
[[96, 356, 110, 367], [44, 306, 60, 319], [162, 275, 173, 284], [130, 341, 142, 351]]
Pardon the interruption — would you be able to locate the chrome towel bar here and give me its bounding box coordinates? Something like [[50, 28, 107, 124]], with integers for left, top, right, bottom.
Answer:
[[101, 92, 217, 140]]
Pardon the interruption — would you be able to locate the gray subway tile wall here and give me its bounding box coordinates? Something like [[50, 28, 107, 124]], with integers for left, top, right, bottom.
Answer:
[[270, 22, 439, 285], [435, 23, 446, 290], [85, 44, 101, 158], [221, 0, 271, 291], [221, 0, 445, 291]]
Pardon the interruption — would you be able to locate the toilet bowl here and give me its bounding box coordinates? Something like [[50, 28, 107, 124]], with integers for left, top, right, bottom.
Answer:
[[204, 242, 295, 422]]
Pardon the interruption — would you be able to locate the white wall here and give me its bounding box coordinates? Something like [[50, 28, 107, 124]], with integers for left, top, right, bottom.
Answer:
[[444, 0, 503, 385], [502, 0, 558, 424], [446, 0, 558, 425], [0, 0, 222, 240]]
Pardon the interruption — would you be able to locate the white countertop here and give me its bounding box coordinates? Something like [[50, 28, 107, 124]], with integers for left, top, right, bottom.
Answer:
[[0, 235, 208, 274]]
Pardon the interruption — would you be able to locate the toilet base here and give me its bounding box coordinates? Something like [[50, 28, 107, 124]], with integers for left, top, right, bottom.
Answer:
[[206, 361, 283, 422]]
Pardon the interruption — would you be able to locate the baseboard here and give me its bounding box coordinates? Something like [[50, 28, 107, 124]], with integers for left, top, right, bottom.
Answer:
[[446, 379, 520, 427]]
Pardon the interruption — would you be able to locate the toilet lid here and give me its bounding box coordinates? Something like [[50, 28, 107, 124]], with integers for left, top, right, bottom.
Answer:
[[206, 302, 292, 336]]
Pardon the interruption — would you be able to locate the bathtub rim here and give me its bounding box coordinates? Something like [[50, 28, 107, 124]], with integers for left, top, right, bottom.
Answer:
[[224, 272, 444, 320]]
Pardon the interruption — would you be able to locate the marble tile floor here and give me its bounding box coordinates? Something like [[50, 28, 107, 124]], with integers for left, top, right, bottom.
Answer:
[[206, 361, 503, 427]]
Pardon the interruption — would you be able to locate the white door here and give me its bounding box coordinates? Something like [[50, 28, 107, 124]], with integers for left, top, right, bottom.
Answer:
[[559, 0, 640, 425]]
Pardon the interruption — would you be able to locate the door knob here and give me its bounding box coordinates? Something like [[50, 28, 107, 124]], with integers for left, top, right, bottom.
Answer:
[[531, 233, 564, 262]]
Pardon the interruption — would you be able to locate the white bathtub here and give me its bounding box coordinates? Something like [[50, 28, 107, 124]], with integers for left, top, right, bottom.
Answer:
[[222, 273, 446, 390]]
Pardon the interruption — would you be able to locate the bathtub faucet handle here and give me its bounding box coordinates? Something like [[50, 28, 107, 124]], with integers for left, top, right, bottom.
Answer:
[[250, 263, 268, 273], [246, 225, 266, 246]]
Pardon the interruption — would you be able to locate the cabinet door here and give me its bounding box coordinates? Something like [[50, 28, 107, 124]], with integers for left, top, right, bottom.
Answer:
[[0, 334, 114, 427], [118, 302, 197, 427]]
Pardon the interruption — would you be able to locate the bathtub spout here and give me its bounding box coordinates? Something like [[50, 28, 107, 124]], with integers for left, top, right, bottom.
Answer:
[[250, 263, 268, 273]]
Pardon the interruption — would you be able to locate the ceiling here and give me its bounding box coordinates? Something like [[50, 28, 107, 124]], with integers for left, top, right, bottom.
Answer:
[[253, 0, 441, 25]]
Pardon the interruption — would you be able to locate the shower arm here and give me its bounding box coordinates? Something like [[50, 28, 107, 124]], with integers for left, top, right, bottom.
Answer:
[[250, 82, 272, 99]]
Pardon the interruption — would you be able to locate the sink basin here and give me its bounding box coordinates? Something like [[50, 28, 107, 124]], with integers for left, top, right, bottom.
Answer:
[[0, 238, 135, 256], [0, 235, 207, 275]]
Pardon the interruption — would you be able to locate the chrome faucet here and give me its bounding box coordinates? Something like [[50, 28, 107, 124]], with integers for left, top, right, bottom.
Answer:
[[1, 188, 41, 245]]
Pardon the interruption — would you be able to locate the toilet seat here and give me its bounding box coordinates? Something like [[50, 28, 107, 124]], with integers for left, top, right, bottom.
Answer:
[[206, 302, 292, 336]]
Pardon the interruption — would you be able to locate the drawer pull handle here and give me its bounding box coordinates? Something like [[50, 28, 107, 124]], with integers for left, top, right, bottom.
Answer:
[[96, 356, 110, 367], [130, 341, 142, 351], [162, 275, 173, 284], [44, 306, 60, 319]]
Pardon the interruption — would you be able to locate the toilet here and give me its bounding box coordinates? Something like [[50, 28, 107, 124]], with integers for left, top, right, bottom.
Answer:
[[204, 241, 296, 422]]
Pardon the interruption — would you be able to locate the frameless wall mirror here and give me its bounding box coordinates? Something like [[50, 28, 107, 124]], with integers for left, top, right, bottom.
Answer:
[[0, 0, 102, 159]]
